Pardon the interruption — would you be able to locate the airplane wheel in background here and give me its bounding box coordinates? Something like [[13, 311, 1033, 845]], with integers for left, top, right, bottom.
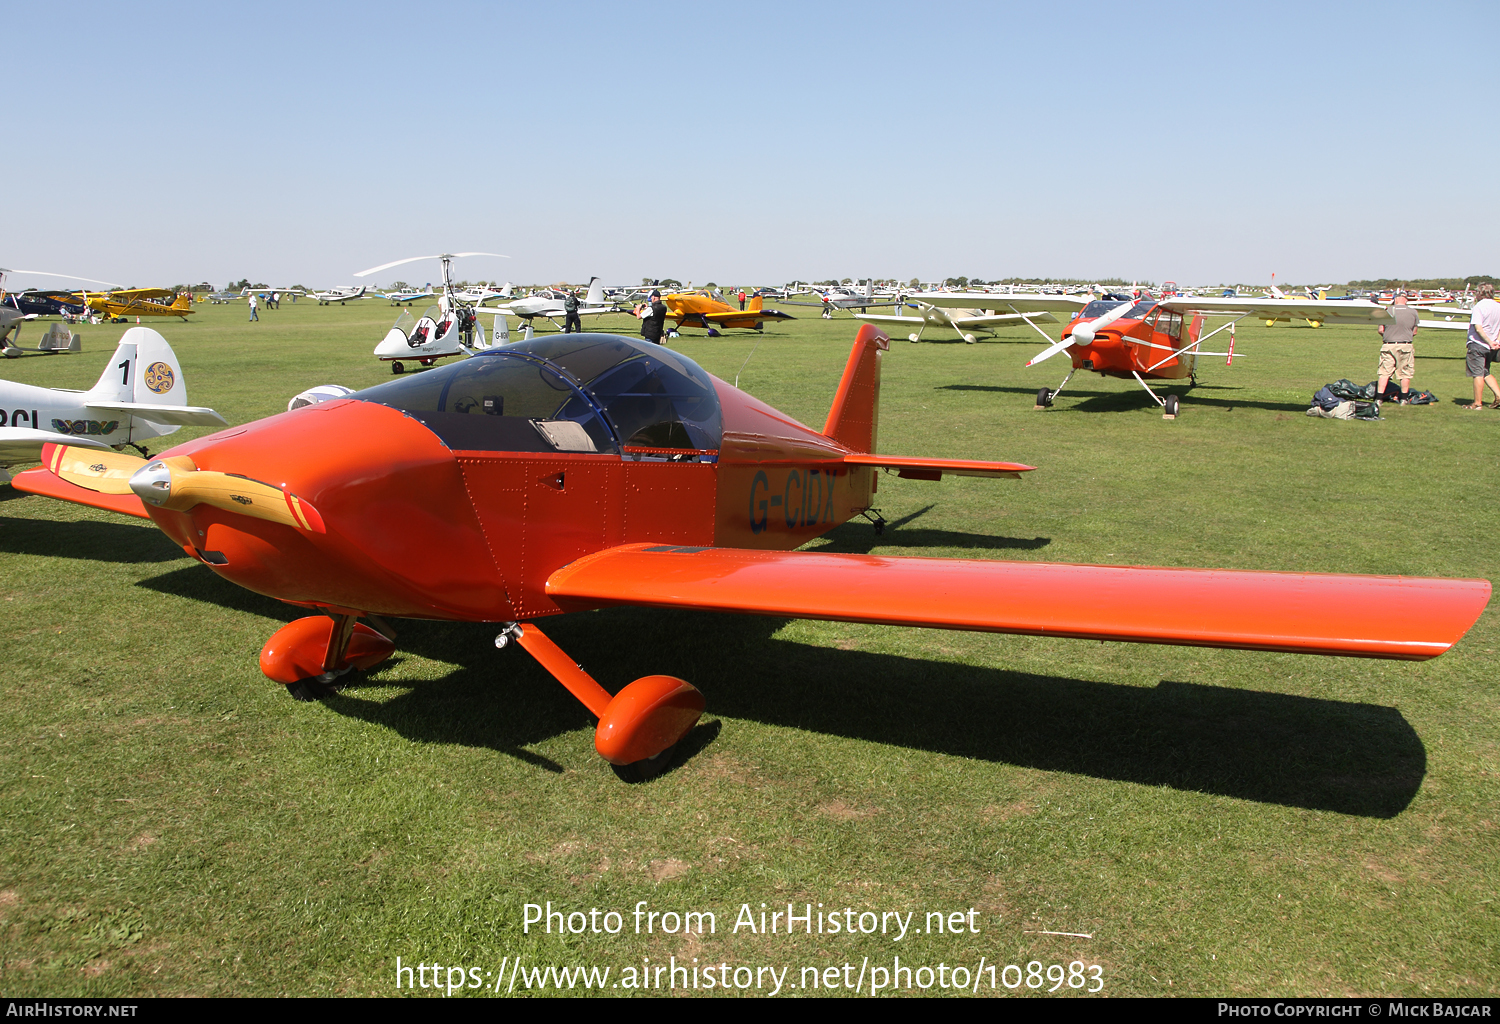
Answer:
[[964, 334, 976, 344], [1036, 388, 1052, 409], [909, 334, 920, 343], [1164, 394, 1181, 418], [391, 361, 404, 374]]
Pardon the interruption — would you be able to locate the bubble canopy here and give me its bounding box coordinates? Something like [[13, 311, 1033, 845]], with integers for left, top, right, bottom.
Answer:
[[352, 334, 724, 457]]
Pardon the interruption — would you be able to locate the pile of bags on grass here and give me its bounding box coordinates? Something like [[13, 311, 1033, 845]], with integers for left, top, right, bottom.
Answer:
[[1307, 379, 1438, 420]]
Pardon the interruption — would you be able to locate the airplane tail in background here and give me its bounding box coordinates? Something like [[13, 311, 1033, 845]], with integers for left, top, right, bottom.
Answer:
[[821, 324, 889, 454], [585, 276, 604, 306], [171, 292, 192, 310], [748, 294, 763, 312], [86, 327, 188, 407]]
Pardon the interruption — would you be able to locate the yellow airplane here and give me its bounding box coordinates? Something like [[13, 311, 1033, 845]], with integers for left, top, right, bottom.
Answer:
[[662, 289, 794, 335], [76, 288, 194, 321]]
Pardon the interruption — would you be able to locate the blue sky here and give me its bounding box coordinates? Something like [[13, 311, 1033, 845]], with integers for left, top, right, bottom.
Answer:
[[6, 1, 1495, 288]]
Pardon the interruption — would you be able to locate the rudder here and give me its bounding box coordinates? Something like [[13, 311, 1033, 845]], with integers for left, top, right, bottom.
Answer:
[[821, 324, 889, 453]]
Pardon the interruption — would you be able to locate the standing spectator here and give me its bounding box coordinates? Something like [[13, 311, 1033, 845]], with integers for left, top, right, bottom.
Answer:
[[640, 290, 668, 345], [248, 291, 259, 322], [1465, 283, 1500, 409], [737, 288, 746, 311], [563, 289, 582, 333], [1376, 292, 1418, 402]]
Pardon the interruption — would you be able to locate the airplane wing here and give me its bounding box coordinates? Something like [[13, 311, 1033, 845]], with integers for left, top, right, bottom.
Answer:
[[0, 428, 111, 466], [700, 309, 795, 323], [104, 288, 175, 301], [8, 463, 151, 518], [1161, 296, 1394, 324], [908, 292, 1091, 315], [85, 402, 228, 427], [849, 312, 925, 326], [951, 311, 1059, 328], [545, 543, 1489, 661]]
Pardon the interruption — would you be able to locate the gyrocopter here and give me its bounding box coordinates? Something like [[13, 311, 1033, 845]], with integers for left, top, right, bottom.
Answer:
[[359, 252, 511, 373], [10, 326, 1489, 781]]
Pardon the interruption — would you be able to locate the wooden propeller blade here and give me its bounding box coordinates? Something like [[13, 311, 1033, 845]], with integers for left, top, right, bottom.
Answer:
[[157, 470, 325, 533], [47, 444, 147, 494]]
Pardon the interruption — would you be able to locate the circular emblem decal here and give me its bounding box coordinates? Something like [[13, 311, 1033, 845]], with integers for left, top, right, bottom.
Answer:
[[143, 361, 174, 395]]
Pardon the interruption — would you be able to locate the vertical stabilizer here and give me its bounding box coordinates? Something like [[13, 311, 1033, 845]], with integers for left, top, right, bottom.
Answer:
[[86, 327, 187, 407], [821, 324, 889, 454], [748, 294, 763, 312], [585, 276, 604, 306]]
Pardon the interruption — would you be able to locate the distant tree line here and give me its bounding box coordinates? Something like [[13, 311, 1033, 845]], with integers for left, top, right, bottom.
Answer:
[[1346, 276, 1495, 290]]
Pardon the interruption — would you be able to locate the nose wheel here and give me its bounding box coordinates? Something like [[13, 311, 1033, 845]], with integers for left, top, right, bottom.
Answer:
[[260, 614, 397, 698]]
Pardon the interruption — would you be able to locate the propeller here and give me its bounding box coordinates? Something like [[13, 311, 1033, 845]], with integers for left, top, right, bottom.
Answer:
[[353, 253, 509, 278], [47, 444, 325, 533], [1026, 299, 1134, 366]]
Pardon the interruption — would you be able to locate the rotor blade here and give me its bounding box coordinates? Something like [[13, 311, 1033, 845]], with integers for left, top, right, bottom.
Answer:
[[47, 444, 148, 495], [1025, 336, 1075, 367], [4, 269, 121, 287], [450, 252, 510, 259], [353, 255, 442, 277]]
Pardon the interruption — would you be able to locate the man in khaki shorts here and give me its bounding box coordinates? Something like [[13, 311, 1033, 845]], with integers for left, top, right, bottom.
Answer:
[[1376, 292, 1418, 402]]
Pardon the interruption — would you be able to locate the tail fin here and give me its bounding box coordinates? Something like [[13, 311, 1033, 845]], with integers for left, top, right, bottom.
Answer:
[[822, 324, 889, 453], [172, 292, 191, 310], [748, 294, 763, 312], [585, 276, 604, 306], [86, 327, 187, 406]]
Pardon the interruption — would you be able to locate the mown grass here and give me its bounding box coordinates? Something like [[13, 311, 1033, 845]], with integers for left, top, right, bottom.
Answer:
[[0, 299, 1495, 997]]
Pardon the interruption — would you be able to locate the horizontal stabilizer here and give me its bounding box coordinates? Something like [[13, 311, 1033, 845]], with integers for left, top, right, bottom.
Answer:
[[546, 544, 1490, 661], [85, 402, 228, 427], [843, 453, 1034, 480], [9, 465, 151, 519], [0, 428, 110, 466]]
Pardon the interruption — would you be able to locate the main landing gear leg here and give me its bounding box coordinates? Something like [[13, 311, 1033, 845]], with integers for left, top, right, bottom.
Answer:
[[1131, 371, 1180, 419], [260, 612, 397, 700], [499, 622, 704, 782], [1036, 368, 1076, 410]]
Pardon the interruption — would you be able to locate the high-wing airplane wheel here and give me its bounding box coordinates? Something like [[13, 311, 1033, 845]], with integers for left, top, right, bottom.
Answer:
[[391, 361, 404, 374], [1163, 394, 1181, 418], [1036, 387, 1053, 408]]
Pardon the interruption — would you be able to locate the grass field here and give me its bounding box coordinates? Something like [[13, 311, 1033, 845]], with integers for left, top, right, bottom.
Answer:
[[0, 299, 1495, 997]]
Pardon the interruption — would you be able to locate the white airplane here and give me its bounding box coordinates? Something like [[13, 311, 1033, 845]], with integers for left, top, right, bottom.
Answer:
[[491, 277, 618, 329], [375, 283, 434, 306], [459, 283, 512, 304], [854, 291, 1091, 343], [0, 327, 226, 483], [309, 286, 367, 306], [356, 252, 511, 373]]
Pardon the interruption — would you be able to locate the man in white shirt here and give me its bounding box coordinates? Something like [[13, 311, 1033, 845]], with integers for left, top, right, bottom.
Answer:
[[248, 291, 259, 323], [1465, 283, 1500, 410]]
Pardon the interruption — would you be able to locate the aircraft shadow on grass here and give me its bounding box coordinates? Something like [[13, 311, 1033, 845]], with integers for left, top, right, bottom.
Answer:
[[135, 560, 1424, 818], [804, 506, 1050, 555], [940, 383, 1309, 414], [0, 513, 188, 564]]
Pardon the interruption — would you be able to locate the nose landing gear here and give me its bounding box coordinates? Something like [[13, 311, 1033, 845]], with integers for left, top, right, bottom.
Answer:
[[260, 613, 397, 700]]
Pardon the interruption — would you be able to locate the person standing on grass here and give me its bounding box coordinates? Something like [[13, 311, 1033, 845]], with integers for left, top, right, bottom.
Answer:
[[248, 291, 259, 322], [640, 290, 668, 345], [1376, 292, 1418, 402], [563, 289, 582, 333], [1465, 283, 1500, 409]]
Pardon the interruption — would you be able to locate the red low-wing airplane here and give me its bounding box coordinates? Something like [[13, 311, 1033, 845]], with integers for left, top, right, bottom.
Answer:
[[11, 326, 1490, 780]]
